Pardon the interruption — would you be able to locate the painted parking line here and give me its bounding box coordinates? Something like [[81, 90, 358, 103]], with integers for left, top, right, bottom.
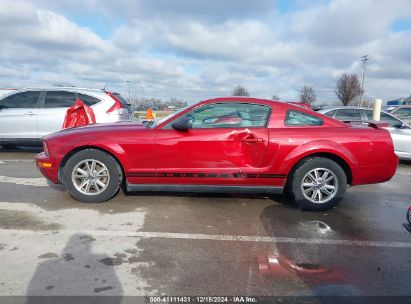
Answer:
[[1, 228, 410, 249], [0, 176, 48, 186]]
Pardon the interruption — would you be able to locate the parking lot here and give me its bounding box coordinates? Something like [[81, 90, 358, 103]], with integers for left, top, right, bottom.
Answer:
[[0, 147, 410, 300]]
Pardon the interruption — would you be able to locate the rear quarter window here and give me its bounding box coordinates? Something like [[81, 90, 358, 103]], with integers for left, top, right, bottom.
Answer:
[[77, 93, 101, 106], [285, 110, 323, 126]]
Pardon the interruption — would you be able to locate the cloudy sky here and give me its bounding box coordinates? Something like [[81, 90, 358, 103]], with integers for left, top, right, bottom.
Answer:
[[1, 0, 411, 104]]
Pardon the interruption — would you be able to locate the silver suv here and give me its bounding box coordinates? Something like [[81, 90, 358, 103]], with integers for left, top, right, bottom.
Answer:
[[0, 87, 131, 147]]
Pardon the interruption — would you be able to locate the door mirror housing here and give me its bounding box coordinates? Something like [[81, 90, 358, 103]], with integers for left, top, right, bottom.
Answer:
[[172, 116, 193, 131]]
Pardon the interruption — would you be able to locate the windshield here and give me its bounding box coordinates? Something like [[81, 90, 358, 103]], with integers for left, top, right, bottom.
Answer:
[[151, 103, 192, 128]]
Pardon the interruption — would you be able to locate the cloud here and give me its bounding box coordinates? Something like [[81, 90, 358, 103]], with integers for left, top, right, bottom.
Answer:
[[0, 0, 411, 103]]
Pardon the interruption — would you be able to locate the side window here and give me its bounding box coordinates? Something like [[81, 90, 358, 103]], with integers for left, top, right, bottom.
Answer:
[[77, 93, 100, 106], [0, 91, 40, 108], [364, 110, 402, 127], [334, 109, 362, 121], [285, 110, 323, 126], [380, 113, 403, 127], [394, 108, 411, 120], [323, 109, 336, 117], [169, 102, 271, 129], [43, 91, 76, 108]]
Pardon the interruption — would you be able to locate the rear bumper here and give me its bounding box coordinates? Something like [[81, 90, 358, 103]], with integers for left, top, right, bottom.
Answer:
[[354, 153, 398, 185], [35, 152, 60, 184]]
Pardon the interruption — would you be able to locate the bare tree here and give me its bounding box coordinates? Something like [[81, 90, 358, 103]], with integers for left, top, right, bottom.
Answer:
[[335, 73, 363, 106], [272, 94, 280, 100], [299, 85, 317, 104], [232, 85, 249, 97]]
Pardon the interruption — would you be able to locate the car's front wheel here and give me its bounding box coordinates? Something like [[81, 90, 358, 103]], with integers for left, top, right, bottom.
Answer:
[[290, 157, 347, 211], [62, 149, 122, 203]]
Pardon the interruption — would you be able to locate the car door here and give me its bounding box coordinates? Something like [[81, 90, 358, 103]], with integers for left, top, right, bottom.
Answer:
[[154, 102, 270, 185], [37, 90, 77, 137], [0, 91, 41, 140]]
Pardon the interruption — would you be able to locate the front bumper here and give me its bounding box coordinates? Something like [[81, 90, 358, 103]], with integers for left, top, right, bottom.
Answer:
[[35, 152, 60, 184]]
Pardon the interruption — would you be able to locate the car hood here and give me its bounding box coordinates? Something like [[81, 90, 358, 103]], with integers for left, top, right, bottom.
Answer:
[[43, 121, 149, 140]]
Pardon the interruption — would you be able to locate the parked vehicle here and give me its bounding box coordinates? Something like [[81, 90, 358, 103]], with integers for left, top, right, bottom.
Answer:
[[407, 206, 411, 225], [318, 107, 411, 160], [388, 106, 411, 125], [35, 97, 398, 211], [0, 88, 16, 98], [0, 87, 131, 147]]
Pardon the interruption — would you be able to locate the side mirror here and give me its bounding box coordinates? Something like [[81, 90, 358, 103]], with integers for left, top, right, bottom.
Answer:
[[172, 116, 192, 131]]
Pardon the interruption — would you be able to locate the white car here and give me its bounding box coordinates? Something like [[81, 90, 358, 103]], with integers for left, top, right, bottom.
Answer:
[[318, 106, 411, 160], [0, 87, 131, 147]]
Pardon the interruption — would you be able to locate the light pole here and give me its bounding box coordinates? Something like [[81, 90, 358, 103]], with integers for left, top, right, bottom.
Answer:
[[360, 55, 369, 107], [126, 80, 131, 102]]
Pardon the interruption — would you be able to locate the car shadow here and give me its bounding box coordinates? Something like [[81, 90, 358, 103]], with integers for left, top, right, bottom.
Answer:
[[125, 190, 294, 204], [26, 233, 123, 302]]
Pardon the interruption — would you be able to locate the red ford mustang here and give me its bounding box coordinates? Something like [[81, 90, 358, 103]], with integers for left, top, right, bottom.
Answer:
[[35, 97, 398, 211]]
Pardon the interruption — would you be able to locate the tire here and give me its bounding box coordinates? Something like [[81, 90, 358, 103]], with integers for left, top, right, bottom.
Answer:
[[62, 149, 122, 203], [290, 157, 347, 211]]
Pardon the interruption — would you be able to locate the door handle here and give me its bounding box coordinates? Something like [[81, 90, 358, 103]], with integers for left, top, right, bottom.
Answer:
[[24, 112, 35, 116], [242, 137, 263, 143]]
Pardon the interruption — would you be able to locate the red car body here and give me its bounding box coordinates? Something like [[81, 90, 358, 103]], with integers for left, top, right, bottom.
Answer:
[[35, 97, 398, 208]]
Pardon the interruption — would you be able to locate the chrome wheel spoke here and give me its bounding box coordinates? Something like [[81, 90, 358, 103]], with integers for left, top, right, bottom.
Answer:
[[85, 161, 91, 172], [75, 168, 88, 177], [321, 187, 332, 196], [85, 181, 92, 192], [79, 180, 88, 190], [95, 179, 106, 189], [317, 189, 323, 202], [97, 168, 108, 176], [303, 182, 315, 187]]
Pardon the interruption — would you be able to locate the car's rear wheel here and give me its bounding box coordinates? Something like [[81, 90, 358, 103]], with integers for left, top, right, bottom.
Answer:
[[63, 149, 122, 203], [290, 157, 347, 211]]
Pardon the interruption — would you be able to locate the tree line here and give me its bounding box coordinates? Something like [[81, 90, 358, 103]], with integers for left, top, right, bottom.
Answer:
[[232, 73, 363, 106]]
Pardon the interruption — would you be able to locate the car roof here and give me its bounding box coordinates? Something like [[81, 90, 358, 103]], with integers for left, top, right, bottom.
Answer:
[[200, 96, 307, 110], [318, 106, 370, 111], [22, 86, 104, 92]]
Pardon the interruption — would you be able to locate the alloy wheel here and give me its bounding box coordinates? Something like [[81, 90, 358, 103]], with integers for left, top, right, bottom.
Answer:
[[71, 159, 110, 195], [300, 168, 338, 204]]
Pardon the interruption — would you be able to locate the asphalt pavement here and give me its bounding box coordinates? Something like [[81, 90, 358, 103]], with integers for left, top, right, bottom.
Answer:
[[0, 147, 410, 302]]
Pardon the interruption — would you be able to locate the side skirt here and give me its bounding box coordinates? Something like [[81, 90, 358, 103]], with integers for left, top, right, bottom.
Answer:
[[126, 183, 283, 194]]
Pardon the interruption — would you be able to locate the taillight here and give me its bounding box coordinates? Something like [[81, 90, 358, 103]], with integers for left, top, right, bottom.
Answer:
[[105, 91, 124, 113], [43, 141, 49, 156]]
